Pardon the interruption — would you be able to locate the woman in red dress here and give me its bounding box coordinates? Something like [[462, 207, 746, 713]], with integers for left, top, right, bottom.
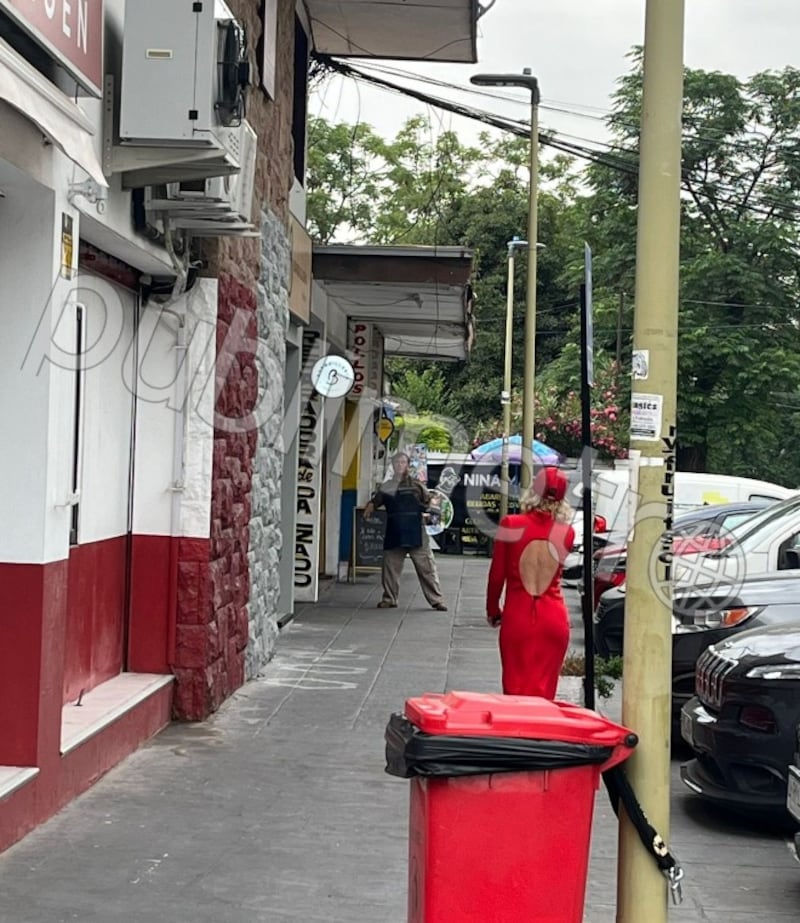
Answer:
[[486, 467, 575, 698]]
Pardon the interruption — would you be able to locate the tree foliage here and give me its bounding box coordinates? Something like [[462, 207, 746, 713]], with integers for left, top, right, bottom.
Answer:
[[307, 56, 800, 486], [586, 53, 800, 478], [306, 115, 483, 245], [389, 366, 457, 417]]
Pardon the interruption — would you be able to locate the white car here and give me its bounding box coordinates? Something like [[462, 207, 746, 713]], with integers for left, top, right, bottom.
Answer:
[[672, 493, 800, 592]]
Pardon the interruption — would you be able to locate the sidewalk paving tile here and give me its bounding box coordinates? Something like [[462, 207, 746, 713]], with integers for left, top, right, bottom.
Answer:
[[0, 556, 797, 922]]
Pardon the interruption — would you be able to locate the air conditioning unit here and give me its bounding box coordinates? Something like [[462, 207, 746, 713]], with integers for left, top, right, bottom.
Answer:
[[119, 0, 250, 150], [167, 121, 257, 221], [144, 121, 258, 237]]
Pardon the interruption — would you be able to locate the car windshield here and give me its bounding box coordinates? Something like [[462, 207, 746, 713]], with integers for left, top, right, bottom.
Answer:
[[716, 493, 800, 554]]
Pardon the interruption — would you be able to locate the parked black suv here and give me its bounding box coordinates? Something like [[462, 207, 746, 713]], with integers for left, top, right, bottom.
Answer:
[[680, 623, 800, 818], [594, 573, 800, 723]]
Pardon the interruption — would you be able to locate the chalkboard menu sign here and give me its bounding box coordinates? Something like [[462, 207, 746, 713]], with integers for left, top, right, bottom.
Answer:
[[351, 507, 387, 575]]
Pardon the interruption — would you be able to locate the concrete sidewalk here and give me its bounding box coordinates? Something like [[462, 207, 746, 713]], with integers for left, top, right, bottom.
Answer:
[[0, 556, 798, 921]]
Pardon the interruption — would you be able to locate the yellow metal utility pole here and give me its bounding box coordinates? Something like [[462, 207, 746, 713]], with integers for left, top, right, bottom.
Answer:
[[618, 2, 685, 921], [521, 72, 540, 489]]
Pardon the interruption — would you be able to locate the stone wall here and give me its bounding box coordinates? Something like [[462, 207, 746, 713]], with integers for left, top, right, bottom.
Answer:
[[247, 209, 290, 677], [172, 0, 296, 718]]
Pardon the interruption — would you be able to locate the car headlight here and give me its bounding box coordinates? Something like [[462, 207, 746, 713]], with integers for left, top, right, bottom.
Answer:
[[746, 663, 800, 680], [691, 606, 761, 630]]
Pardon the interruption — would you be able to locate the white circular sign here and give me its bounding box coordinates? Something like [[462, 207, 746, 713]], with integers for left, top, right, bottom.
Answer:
[[311, 354, 356, 398]]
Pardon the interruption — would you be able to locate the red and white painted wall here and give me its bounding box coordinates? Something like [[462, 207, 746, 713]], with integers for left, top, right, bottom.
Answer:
[[0, 172, 215, 848], [0, 0, 344, 853], [0, 0, 230, 847]]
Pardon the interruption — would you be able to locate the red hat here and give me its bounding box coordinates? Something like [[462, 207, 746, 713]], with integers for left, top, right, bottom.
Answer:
[[534, 466, 568, 502]]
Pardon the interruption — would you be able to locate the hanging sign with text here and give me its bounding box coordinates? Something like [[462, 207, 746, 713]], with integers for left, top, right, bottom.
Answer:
[[0, 0, 104, 96], [347, 320, 372, 400], [294, 329, 325, 602]]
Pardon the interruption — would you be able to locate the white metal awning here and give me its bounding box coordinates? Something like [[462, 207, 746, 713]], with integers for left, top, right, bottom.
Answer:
[[313, 245, 474, 361], [0, 37, 106, 186], [305, 0, 479, 63]]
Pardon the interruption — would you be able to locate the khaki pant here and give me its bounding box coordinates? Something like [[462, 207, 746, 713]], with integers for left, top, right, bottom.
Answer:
[[381, 538, 445, 607]]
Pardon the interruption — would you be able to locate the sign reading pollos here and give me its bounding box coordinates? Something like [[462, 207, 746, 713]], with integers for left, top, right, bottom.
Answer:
[[0, 0, 104, 95], [347, 321, 371, 399]]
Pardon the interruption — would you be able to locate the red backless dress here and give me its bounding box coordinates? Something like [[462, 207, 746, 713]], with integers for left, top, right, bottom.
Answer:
[[486, 510, 576, 698]]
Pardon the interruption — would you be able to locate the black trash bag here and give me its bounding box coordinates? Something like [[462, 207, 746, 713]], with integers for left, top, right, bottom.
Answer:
[[385, 713, 618, 779]]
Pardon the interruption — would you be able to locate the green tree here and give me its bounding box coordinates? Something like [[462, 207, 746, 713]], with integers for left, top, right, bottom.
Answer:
[[306, 115, 483, 245], [307, 116, 587, 436], [306, 116, 386, 244], [389, 366, 456, 416], [308, 70, 800, 488], [474, 350, 630, 461], [585, 54, 800, 481], [400, 141, 586, 430]]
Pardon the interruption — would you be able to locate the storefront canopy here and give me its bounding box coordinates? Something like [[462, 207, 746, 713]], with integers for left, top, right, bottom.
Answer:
[[305, 0, 479, 63], [0, 37, 106, 186], [313, 245, 475, 361]]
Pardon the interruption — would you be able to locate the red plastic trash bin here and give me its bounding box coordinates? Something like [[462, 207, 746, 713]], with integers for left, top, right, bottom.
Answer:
[[386, 691, 637, 923]]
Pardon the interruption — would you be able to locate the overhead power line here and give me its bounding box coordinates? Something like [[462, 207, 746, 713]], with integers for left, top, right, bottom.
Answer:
[[350, 59, 790, 154], [315, 57, 800, 225]]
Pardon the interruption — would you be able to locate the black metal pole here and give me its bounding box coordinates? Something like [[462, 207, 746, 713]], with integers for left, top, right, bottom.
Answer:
[[580, 281, 596, 711]]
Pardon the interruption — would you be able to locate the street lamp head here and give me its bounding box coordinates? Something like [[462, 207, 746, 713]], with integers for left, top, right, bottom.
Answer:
[[507, 239, 547, 255], [471, 70, 539, 100]]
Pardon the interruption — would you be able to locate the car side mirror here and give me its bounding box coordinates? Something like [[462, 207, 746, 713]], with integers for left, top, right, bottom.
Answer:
[[783, 548, 800, 570]]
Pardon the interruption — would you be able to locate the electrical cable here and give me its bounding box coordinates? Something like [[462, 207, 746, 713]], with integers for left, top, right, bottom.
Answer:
[[316, 57, 800, 224], [351, 58, 790, 153]]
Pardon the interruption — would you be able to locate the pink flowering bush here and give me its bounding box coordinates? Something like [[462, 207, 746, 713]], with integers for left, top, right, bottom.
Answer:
[[536, 364, 630, 459], [475, 363, 630, 461]]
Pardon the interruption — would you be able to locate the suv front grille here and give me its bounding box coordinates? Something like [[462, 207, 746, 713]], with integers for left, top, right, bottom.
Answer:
[[696, 646, 738, 710]]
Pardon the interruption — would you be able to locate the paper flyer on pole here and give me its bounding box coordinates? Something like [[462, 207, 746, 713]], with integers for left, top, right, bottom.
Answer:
[[631, 393, 663, 441]]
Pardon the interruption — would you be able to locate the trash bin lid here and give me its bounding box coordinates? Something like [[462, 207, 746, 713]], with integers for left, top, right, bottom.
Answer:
[[405, 692, 636, 749]]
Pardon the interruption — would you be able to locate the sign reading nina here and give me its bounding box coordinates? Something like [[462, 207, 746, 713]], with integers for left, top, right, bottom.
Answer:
[[1, 0, 104, 94]]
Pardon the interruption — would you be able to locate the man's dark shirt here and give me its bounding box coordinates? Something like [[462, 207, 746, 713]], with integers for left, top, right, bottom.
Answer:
[[372, 477, 430, 550]]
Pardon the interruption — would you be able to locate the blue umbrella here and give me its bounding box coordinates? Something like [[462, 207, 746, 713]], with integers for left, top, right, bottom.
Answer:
[[471, 434, 562, 466]]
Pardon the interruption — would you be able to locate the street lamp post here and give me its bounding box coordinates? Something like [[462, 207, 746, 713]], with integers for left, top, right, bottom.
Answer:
[[472, 68, 540, 489], [500, 237, 528, 519]]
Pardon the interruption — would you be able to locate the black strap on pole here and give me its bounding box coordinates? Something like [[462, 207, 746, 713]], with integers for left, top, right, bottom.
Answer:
[[603, 765, 685, 904]]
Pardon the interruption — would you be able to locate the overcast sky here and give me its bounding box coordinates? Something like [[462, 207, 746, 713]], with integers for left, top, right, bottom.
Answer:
[[311, 0, 800, 148]]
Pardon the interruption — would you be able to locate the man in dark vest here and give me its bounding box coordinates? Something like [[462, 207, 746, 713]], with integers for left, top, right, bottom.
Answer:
[[364, 452, 448, 611]]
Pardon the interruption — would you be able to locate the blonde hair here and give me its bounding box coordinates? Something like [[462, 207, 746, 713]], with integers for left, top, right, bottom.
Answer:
[[520, 487, 573, 523]]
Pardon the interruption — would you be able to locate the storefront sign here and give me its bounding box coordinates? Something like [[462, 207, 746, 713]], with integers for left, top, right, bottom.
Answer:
[[289, 215, 312, 324], [368, 328, 383, 395], [347, 321, 372, 399], [375, 414, 394, 444], [294, 329, 325, 602], [0, 0, 104, 96], [428, 462, 521, 553]]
